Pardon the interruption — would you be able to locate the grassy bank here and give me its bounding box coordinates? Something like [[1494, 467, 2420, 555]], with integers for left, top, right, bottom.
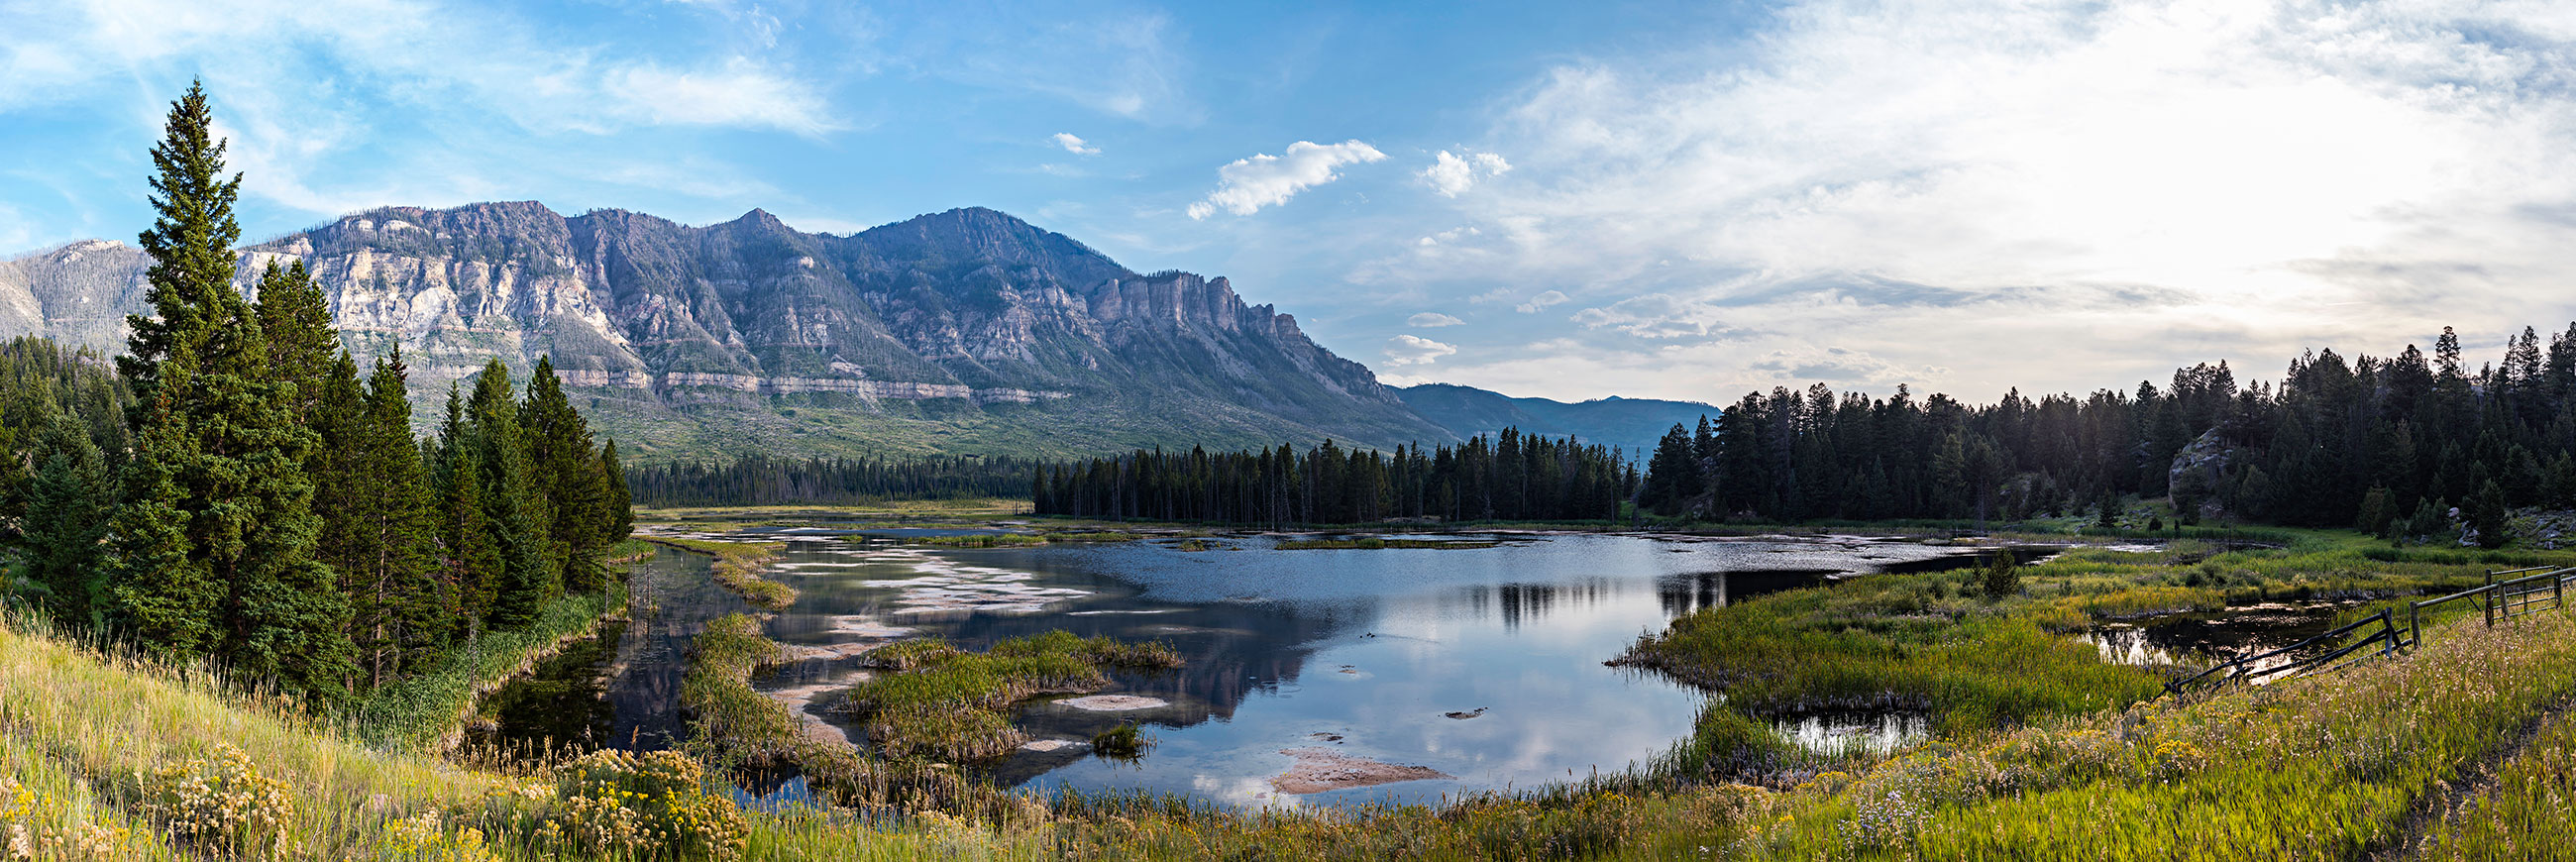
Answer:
[[353, 539, 652, 752], [649, 536, 798, 608], [835, 630, 1183, 761]]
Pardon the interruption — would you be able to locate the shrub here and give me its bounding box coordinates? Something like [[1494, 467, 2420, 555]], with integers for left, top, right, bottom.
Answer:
[[138, 742, 293, 857], [537, 750, 746, 861]]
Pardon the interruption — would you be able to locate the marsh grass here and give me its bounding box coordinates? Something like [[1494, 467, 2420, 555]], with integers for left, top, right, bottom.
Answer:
[[834, 631, 1183, 761], [1089, 723, 1152, 760], [908, 533, 1047, 548], [651, 537, 797, 609]]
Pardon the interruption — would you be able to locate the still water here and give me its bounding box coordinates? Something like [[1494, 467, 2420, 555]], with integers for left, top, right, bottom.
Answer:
[[486, 531, 1989, 807]]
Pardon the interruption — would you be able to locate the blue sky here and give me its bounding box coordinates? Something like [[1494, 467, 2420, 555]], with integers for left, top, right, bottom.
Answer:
[[9, 0, 2576, 405]]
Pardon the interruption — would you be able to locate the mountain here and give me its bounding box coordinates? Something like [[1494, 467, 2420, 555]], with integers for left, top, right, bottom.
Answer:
[[0, 203, 1449, 460], [1396, 383, 1715, 459]]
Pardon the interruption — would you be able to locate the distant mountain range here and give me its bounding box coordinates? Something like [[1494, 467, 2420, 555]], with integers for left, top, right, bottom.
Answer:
[[1394, 383, 1715, 459], [0, 203, 1718, 463]]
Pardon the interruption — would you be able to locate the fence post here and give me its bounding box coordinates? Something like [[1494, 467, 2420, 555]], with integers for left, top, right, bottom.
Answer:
[[2410, 600, 2421, 648], [2487, 570, 2497, 627], [2556, 573, 2565, 614]]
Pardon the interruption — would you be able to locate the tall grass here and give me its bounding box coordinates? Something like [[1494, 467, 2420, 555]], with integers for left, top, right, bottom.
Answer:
[[2414, 698, 2576, 859], [834, 630, 1182, 761], [651, 537, 797, 609]]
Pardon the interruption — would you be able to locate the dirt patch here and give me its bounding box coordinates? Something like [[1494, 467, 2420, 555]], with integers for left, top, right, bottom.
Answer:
[[1057, 695, 1170, 711], [1269, 747, 1451, 794]]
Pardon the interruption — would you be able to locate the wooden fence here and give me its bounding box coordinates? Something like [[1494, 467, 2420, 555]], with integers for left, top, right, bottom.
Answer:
[[2167, 565, 2576, 696]]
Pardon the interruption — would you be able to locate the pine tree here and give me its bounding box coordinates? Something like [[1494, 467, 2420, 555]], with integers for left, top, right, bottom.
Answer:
[[252, 259, 337, 416], [521, 357, 608, 591], [434, 382, 506, 637], [599, 439, 634, 541], [120, 80, 240, 416], [466, 361, 554, 628], [333, 351, 441, 684], [113, 81, 357, 703], [23, 418, 112, 627], [109, 355, 219, 660]]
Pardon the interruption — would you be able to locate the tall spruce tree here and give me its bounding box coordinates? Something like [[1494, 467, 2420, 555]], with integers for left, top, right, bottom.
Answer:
[[110, 359, 216, 658], [252, 259, 336, 417], [521, 357, 607, 592], [324, 351, 442, 684], [466, 361, 554, 628], [434, 382, 505, 638], [112, 81, 358, 703]]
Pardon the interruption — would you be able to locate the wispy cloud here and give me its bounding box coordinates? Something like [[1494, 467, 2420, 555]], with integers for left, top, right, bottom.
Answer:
[[1515, 289, 1567, 313], [1052, 132, 1101, 155], [1188, 140, 1387, 219], [1407, 312, 1463, 327]]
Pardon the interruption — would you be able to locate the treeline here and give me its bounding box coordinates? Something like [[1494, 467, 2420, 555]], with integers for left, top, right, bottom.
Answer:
[[1032, 431, 1638, 525], [1642, 324, 2576, 545], [0, 82, 632, 707], [627, 453, 1036, 507]]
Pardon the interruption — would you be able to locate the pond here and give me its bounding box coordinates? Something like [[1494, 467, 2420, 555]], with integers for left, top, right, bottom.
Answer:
[[483, 530, 2006, 808]]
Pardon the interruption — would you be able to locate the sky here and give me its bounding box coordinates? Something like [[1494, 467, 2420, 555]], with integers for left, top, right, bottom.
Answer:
[[7, 0, 2576, 406]]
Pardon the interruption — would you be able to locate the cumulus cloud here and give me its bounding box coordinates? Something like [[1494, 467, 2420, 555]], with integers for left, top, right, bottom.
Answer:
[[1420, 149, 1511, 197], [1187, 140, 1387, 219], [1383, 334, 1458, 366], [1414, 0, 2576, 400], [1407, 312, 1464, 327], [1051, 132, 1101, 155], [1515, 290, 1568, 313]]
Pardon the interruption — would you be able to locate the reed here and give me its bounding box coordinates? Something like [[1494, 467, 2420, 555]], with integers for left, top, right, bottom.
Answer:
[[650, 537, 798, 609]]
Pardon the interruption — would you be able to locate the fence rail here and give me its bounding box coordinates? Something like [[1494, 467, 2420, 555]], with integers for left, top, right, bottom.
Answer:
[[2168, 565, 2576, 696]]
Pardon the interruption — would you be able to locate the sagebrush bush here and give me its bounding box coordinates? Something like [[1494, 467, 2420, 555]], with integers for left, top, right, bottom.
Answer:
[[139, 743, 294, 857], [537, 750, 746, 861]]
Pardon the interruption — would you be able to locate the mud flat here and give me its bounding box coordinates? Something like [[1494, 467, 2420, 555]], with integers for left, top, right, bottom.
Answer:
[[1057, 695, 1170, 712], [1269, 748, 1451, 794]]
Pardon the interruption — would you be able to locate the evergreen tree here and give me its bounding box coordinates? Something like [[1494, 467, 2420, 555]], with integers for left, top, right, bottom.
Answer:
[[2471, 480, 2509, 549], [252, 259, 336, 417], [112, 81, 357, 703], [434, 382, 506, 637], [466, 361, 554, 628], [22, 418, 111, 627], [109, 356, 219, 660], [600, 440, 633, 541], [521, 357, 608, 591]]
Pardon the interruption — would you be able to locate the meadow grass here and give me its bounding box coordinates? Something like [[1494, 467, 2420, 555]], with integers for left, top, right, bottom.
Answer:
[[834, 630, 1182, 761], [2414, 694, 2576, 859], [1724, 610, 2576, 859], [650, 536, 798, 609]]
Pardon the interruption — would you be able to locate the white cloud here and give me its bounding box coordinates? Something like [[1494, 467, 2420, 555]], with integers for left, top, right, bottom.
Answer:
[[1420, 149, 1511, 197], [1382, 334, 1458, 366], [605, 59, 839, 136], [1420, 0, 2576, 400], [1515, 289, 1568, 313], [1187, 140, 1387, 219], [1051, 132, 1101, 155], [1570, 293, 1725, 339], [1407, 312, 1464, 327]]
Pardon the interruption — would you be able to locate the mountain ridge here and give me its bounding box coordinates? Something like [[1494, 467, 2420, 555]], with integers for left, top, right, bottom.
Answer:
[[0, 203, 1449, 460]]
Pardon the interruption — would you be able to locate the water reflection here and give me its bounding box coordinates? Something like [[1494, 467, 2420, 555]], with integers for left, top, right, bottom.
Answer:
[[1773, 711, 1931, 756], [2082, 600, 2370, 682], [486, 531, 2003, 808]]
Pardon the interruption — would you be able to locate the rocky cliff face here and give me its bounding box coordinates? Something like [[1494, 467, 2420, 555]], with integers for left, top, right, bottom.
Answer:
[[0, 203, 1446, 458]]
